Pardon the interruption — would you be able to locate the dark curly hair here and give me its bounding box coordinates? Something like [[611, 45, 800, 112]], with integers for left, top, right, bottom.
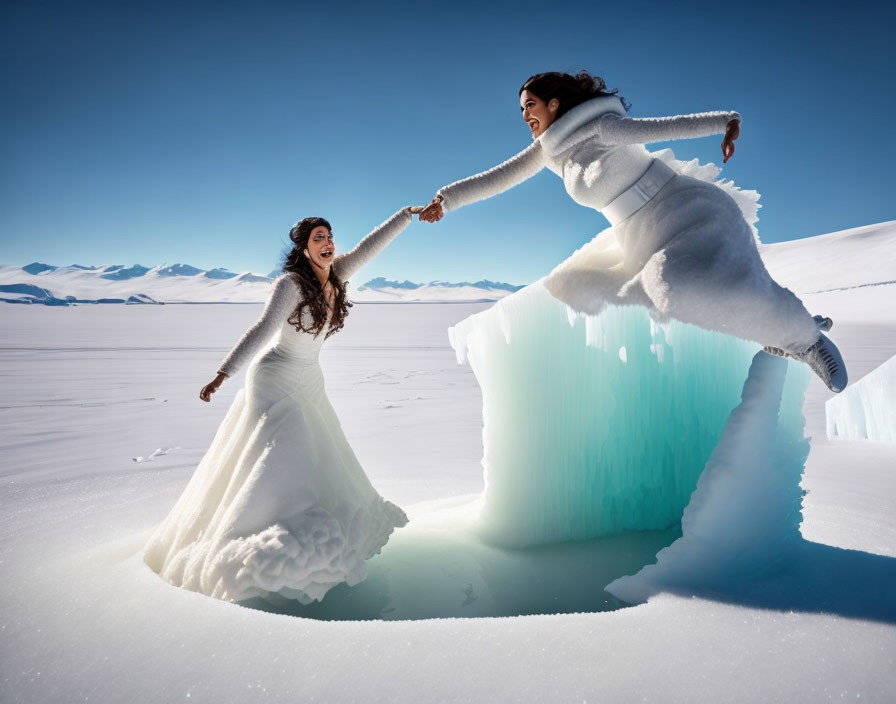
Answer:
[[281, 217, 352, 339], [519, 70, 628, 120]]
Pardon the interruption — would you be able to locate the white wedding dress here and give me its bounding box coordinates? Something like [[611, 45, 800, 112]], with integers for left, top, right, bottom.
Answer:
[[143, 209, 412, 604]]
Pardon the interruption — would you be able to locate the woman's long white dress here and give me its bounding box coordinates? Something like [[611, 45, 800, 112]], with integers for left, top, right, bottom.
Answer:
[[435, 96, 820, 355], [143, 209, 412, 604]]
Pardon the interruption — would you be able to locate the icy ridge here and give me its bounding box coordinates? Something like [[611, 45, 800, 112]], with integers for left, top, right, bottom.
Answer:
[[826, 354, 896, 443], [607, 352, 810, 603], [449, 281, 770, 547]]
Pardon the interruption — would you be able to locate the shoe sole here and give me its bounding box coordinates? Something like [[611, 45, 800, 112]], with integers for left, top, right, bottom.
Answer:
[[819, 332, 848, 392]]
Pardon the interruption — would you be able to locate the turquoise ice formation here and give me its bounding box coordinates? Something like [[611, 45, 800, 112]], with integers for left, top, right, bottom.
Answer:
[[826, 354, 896, 443], [448, 281, 807, 547]]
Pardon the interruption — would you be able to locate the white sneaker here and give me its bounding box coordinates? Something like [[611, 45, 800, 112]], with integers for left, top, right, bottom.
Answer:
[[763, 332, 848, 392], [791, 333, 848, 392]]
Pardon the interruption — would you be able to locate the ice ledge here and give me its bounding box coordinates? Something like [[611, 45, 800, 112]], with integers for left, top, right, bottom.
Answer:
[[449, 280, 809, 548], [826, 354, 896, 443]]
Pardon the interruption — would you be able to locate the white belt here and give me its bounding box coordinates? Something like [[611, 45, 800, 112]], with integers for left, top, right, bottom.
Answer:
[[601, 159, 675, 227]]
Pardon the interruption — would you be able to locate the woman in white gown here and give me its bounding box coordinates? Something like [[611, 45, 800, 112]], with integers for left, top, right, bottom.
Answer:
[[143, 208, 413, 604], [418, 71, 847, 392]]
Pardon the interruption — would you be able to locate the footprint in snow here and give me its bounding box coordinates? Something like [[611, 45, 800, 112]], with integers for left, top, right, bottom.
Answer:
[[377, 396, 425, 409], [132, 446, 179, 463], [354, 371, 400, 386]]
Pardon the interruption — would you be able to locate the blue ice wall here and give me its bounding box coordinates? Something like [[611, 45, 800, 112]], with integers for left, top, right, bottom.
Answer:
[[449, 281, 787, 547], [826, 354, 896, 443]]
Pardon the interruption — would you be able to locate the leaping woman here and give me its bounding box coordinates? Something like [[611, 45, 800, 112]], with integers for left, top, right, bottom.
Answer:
[[418, 71, 847, 392]]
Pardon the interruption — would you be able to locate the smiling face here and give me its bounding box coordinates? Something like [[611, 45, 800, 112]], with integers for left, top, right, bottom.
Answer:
[[305, 225, 335, 271], [520, 89, 559, 139]]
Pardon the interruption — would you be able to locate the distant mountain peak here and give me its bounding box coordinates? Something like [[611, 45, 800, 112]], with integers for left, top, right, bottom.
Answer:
[[101, 264, 150, 281], [359, 277, 421, 290], [156, 263, 205, 277], [5, 260, 528, 305], [236, 272, 273, 283], [205, 267, 238, 280], [22, 262, 57, 275], [358, 277, 525, 292]]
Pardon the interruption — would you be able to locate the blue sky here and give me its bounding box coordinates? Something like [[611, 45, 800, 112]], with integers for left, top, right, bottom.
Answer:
[[1, 0, 893, 285]]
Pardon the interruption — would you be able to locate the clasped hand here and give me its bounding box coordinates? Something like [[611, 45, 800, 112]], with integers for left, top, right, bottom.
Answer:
[[417, 197, 444, 223]]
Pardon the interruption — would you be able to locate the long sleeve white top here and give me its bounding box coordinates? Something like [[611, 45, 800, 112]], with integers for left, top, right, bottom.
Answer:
[[217, 208, 412, 377], [437, 96, 740, 214]]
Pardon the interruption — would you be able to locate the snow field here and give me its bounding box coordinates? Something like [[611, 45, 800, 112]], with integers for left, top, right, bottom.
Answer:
[[3, 221, 896, 701]]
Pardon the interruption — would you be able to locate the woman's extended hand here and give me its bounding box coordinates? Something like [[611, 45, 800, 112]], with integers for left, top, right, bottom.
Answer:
[[721, 119, 740, 163], [200, 372, 227, 402], [418, 196, 444, 223]]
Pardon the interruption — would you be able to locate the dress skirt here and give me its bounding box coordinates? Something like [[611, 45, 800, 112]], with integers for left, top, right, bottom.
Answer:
[[143, 346, 408, 604], [544, 170, 819, 354]]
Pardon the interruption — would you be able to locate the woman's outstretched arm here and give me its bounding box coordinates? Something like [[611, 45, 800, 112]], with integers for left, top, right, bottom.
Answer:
[[213, 274, 300, 378], [333, 208, 414, 282], [598, 111, 741, 145], [422, 140, 546, 220], [201, 275, 300, 401]]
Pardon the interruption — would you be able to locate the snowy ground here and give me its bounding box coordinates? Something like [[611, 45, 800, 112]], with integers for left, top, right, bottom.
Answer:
[[2, 228, 896, 701]]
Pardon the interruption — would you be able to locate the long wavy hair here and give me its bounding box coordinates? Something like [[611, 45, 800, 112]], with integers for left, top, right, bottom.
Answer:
[[519, 70, 628, 120], [281, 217, 351, 339]]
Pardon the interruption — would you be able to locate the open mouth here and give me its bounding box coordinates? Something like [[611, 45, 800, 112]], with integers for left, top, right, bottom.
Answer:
[[320, 250, 334, 259]]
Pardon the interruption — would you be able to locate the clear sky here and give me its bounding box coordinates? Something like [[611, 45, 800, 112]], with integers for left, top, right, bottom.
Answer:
[[1, 0, 894, 285]]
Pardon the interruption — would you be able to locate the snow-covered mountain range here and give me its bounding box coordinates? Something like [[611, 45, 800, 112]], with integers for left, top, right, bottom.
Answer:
[[0, 263, 525, 305], [1, 220, 892, 305]]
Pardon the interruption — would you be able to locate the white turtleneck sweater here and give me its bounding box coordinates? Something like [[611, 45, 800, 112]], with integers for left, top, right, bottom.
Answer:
[[436, 96, 740, 214], [217, 208, 413, 377]]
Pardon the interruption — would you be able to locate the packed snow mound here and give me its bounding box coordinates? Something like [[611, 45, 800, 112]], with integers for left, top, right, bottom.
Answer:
[[760, 220, 896, 294], [0, 282, 56, 298], [826, 354, 896, 443], [607, 352, 810, 604], [126, 294, 160, 304], [449, 281, 779, 547], [0, 282, 71, 305]]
